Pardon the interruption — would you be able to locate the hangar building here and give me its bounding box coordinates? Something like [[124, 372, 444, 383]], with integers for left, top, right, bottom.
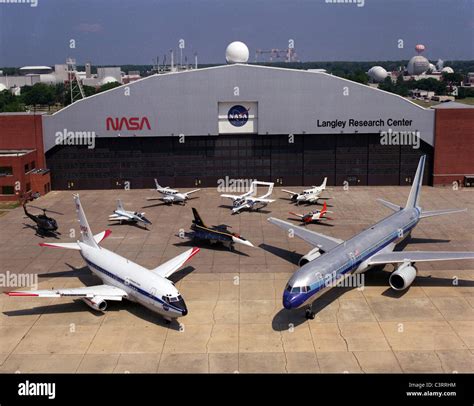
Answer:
[[1, 63, 473, 198]]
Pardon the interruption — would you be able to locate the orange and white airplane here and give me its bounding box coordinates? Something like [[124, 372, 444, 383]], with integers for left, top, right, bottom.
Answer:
[[289, 201, 333, 225]]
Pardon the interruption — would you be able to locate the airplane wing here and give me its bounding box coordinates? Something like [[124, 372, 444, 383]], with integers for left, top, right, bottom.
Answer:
[[367, 251, 474, 266], [282, 189, 298, 196], [185, 189, 201, 196], [7, 284, 127, 300], [246, 197, 275, 203], [108, 215, 130, 221], [267, 217, 343, 251], [289, 212, 304, 218], [150, 247, 200, 279], [220, 194, 240, 200]]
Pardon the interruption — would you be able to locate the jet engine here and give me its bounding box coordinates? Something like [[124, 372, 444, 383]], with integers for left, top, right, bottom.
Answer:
[[389, 262, 417, 291], [82, 296, 107, 311], [298, 247, 322, 267]]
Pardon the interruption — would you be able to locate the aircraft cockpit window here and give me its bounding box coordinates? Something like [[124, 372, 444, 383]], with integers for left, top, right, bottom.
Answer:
[[291, 287, 301, 293], [285, 284, 292, 292]]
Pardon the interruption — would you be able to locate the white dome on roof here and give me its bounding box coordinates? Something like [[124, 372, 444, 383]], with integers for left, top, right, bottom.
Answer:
[[427, 63, 436, 72], [101, 76, 118, 85], [407, 55, 430, 75], [368, 66, 388, 82], [0, 84, 7, 92], [225, 41, 249, 64], [441, 66, 454, 74]]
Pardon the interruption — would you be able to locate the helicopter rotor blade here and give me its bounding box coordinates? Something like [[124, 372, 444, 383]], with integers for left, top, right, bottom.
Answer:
[[28, 205, 64, 215]]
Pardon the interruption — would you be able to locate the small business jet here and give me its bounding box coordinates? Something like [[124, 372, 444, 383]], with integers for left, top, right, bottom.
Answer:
[[186, 208, 254, 249], [109, 199, 152, 227], [268, 156, 474, 319], [8, 194, 199, 323], [282, 177, 328, 205], [147, 179, 200, 205], [221, 180, 275, 214], [289, 201, 333, 225]]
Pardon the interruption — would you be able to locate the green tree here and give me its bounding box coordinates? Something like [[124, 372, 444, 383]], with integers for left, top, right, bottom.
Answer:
[[21, 83, 55, 106]]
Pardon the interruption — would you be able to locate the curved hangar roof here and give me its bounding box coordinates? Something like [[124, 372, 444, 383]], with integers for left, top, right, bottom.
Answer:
[[42, 64, 435, 152]]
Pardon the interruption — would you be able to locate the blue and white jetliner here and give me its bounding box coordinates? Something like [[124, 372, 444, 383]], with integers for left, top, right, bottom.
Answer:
[[8, 194, 199, 323], [268, 156, 474, 319]]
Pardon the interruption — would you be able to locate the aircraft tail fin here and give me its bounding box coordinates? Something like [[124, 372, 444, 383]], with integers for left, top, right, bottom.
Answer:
[[321, 201, 327, 215], [73, 194, 99, 248], [192, 208, 206, 227], [116, 199, 124, 211], [154, 178, 162, 189], [405, 155, 426, 210], [321, 177, 327, 189]]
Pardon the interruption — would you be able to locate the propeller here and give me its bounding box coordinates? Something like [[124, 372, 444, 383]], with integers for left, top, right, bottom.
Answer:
[[27, 205, 64, 215]]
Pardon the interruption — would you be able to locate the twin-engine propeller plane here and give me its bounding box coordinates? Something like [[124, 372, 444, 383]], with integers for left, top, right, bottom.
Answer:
[[268, 156, 474, 319], [282, 177, 328, 205], [289, 201, 333, 225], [221, 180, 275, 214], [186, 208, 254, 250], [108, 199, 152, 227], [147, 179, 200, 205], [8, 195, 199, 323]]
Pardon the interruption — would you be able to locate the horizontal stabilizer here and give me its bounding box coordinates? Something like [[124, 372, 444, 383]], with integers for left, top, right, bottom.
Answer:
[[39, 242, 81, 250], [420, 208, 467, 218], [377, 198, 402, 212]]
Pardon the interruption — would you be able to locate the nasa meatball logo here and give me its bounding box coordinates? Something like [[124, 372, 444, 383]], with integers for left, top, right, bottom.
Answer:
[[228, 105, 250, 127]]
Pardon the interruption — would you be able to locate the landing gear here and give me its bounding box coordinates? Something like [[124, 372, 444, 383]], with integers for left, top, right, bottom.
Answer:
[[305, 307, 315, 320]]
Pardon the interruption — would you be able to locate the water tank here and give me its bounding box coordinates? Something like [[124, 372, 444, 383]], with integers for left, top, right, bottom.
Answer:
[[407, 55, 430, 75], [368, 66, 388, 82], [225, 41, 249, 64]]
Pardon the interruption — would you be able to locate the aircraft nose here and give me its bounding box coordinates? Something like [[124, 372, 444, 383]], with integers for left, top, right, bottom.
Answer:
[[176, 298, 188, 316], [283, 290, 294, 309]]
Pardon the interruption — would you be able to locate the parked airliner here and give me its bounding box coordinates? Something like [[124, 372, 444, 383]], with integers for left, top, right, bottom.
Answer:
[[268, 156, 474, 319], [8, 194, 199, 323]]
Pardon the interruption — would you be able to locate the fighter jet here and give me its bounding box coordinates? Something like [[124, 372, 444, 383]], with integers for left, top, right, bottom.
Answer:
[[282, 177, 328, 205], [8, 195, 199, 323], [289, 201, 333, 225], [221, 180, 275, 214], [109, 199, 152, 227], [186, 208, 254, 250], [146, 179, 200, 205], [268, 156, 474, 319]]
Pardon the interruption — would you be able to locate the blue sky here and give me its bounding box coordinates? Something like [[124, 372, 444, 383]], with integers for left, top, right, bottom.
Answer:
[[0, 0, 473, 66]]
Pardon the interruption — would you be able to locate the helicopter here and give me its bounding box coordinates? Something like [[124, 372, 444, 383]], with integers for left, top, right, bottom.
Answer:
[[23, 203, 63, 237]]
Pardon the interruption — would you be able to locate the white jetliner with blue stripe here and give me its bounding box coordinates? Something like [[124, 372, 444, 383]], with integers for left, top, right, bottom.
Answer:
[[268, 155, 474, 319], [8, 194, 199, 323]]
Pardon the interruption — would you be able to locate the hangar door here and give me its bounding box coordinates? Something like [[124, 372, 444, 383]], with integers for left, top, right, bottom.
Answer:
[[218, 102, 258, 134]]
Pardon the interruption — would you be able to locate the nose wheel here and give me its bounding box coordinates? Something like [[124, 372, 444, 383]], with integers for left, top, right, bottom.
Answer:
[[305, 307, 315, 320]]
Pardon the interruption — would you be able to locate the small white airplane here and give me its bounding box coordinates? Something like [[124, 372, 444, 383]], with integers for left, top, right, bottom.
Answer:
[[221, 180, 275, 214], [147, 179, 200, 205], [289, 201, 333, 225], [7, 194, 199, 323], [282, 177, 328, 205], [109, 199, 152, 227]]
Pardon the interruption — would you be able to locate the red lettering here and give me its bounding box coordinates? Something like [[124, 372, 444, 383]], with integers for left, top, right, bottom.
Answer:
[[106, 117, 152, 131]]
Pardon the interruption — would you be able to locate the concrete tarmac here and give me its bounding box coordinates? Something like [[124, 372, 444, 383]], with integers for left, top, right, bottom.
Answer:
[[0, 186, 473, 373]]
